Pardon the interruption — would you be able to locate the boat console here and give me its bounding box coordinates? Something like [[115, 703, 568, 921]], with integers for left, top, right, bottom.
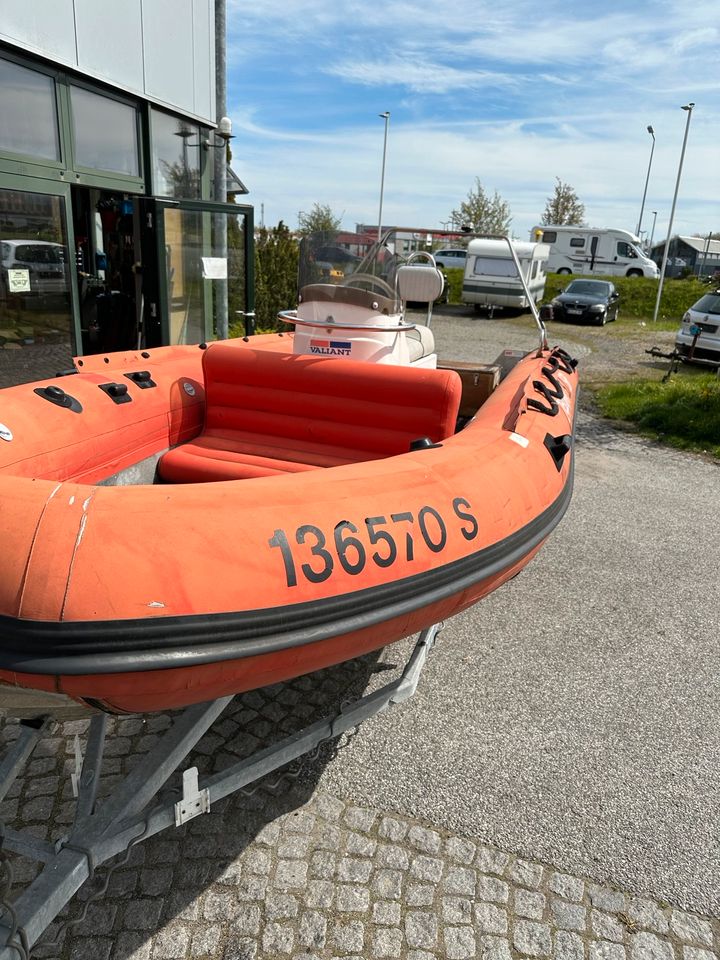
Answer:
[[279, 237, 444, 367]]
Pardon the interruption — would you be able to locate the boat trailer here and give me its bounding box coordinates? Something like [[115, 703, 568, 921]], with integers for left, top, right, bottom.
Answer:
[[0, 624, 440, 958]]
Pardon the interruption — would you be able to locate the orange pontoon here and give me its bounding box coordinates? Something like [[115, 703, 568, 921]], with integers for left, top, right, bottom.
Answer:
[[0, 238, 578, 718], [0, 336, 576, 718]]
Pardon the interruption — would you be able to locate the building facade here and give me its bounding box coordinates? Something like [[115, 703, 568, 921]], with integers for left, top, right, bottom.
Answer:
[[650, 235, 720, 278], [0, 2, 253, 388]]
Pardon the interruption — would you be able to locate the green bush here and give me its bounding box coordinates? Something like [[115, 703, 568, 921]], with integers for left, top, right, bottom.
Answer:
[[543, 273, 706, 324], [240, 222, 299, 335], [443, 267, 464, 304], [596, 374, 720, 457]]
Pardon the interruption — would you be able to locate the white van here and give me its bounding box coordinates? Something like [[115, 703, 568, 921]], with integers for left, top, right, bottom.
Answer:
[[461, 239, 550, 312], [530, 226, 658, 278]]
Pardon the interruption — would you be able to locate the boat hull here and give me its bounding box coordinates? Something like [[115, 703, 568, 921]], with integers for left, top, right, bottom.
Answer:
[[0, 337, 578, 716]]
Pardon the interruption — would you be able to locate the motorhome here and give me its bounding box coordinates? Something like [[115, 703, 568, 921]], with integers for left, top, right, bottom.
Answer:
[[461, 239, 550, 312], [531, 225, 658, 278]]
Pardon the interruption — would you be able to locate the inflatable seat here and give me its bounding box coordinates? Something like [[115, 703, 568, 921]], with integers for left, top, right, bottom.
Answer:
[[158, 344, 461, 483]]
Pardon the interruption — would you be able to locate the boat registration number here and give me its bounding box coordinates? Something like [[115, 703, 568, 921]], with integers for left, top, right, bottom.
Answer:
[[268, 497, 478, 588]]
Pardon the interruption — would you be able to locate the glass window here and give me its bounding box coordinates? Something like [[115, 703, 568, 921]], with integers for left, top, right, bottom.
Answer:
[[691, 293, 720, 315], [540, 230, 556, 243], [162, 207, 247, 344], [70, 86, 139, 176], [152, 110, 202, 199], [569, 237, 585, 248], [0, 58, 60, 161], [472, 257, 518, 278], [0, 188, 74, 387], [531, 260, 539, 279], [617, 241, 638, 258]]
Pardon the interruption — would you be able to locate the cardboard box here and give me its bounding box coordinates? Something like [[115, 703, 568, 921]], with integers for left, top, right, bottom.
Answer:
[[439, 361, 501, 417]]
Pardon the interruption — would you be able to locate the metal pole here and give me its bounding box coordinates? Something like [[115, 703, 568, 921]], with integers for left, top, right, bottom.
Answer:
[[636, 125, 655, 237], [699, 232, 711, 277], [652, 104, 694, 324], [377, 112, 390, 243], [214, 0, 229, 340], [648, 210, 658, 252]]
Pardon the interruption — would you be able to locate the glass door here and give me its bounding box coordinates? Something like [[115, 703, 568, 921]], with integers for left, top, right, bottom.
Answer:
[[153, 199, 254, 346], [0, 181, 78, 388]]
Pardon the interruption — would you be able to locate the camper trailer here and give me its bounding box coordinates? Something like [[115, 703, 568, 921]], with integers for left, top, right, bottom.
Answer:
[[461, 239, 550, 312], [531, 225, 659, 278]]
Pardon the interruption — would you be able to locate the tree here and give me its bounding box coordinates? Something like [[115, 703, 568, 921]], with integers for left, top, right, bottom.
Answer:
[[541, 178, 585, 226], [297, 203, 342, 237], [449, 179, 512, 235], [244, 221, 299, 334]]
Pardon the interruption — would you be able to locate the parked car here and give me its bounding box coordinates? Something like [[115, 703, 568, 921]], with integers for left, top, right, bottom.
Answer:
[[548, 279, 620, 326], [0, 239, 68, 301], [432, 248, 467, 270], [675, 289, 720, 365]]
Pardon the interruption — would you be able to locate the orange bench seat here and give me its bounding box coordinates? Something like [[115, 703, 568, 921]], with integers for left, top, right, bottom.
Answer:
[[158, 345, 462, 483]]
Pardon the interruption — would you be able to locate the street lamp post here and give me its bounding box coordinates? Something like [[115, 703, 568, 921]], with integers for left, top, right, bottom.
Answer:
[[652, 104, 695, 324], [377, 112, 390, 244], [636, 125, 655, 238], [648, 211, 658, 252]]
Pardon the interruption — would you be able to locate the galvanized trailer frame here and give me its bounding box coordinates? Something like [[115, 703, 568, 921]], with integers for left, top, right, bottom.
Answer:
[[0, 624, 439, 958]]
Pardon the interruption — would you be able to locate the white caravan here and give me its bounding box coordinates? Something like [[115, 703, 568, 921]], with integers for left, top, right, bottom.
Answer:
[[461, 239, 550, 312], [531, 225, 658, 278]]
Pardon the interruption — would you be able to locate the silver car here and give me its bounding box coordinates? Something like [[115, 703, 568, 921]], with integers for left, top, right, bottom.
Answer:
[[432, 248, 467, 270], [675, 289, 720, 365], [0, 239, 68, 300]]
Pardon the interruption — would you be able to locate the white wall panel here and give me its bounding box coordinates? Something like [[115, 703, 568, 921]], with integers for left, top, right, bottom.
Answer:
[[192, 0, 215, 122], [0, 2, 78, 66], [74, 0, 144, 94], [142, 0, 195, 116], [0, 0, 215, 122]]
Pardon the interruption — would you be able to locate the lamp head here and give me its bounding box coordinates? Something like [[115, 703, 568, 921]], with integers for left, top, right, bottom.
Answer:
[[379, 112, 390, 120], [681, 103, 694, 111], [647, 124, 654, 135], [216, 116, 234, 141]]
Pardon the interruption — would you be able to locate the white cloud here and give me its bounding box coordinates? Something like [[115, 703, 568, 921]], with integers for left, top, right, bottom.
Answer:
[[226, 0, 720, 239], [325, 56, 520, 94]]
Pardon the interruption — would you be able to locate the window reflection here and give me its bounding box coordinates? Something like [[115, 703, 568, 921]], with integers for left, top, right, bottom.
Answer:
[[151, 110, 202, 199], [0, 189, 74, 387], [71, 86, 139, 176], [0, 58, 60, 161], [162, 208, 247, 345]]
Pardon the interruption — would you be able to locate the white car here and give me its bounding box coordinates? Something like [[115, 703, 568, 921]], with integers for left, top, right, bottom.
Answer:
[[0, 240, 68, 299], [432, 248, 467, 270], [675, 289, 720, 365]]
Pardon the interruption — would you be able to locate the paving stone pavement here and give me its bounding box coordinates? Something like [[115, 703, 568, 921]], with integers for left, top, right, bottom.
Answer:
[[0, 659, 718, 960]]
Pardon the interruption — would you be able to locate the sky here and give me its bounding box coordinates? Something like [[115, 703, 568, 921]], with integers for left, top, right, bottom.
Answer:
[[226, 0, 719, 243]]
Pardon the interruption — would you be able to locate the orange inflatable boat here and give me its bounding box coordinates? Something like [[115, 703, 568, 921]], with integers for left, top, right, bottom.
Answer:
[[0, 239, 578, 718], [0, 338, 577, 718]]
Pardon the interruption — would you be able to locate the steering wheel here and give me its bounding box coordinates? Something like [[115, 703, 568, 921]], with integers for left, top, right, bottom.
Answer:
[[343, 273, 395, 298]]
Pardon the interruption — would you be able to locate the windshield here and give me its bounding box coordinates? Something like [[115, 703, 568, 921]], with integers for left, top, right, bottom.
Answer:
[[691, 293, 720, 315], [297, 231, 419, 311], [565, 280, 610, 296]]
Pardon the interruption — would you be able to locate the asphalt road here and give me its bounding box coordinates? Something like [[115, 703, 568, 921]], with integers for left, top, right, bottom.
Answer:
[[319, 308, 720, 916]]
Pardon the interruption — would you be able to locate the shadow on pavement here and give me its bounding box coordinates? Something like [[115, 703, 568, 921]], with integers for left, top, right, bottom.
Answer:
[[3, 650, 391, 957]]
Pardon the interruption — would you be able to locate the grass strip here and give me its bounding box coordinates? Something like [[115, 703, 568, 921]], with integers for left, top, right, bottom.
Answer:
[[596, 374, 720, 458]]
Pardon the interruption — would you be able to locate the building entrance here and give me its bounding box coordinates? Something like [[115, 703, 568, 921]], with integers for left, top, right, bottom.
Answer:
[[72, 188, 146, 355]]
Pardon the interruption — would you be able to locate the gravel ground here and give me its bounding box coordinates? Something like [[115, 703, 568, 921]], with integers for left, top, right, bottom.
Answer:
[[409, 304, 678, 390]]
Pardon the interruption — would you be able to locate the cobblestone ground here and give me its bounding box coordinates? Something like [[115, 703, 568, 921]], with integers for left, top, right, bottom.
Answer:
[[1, 657, 718, 960]]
